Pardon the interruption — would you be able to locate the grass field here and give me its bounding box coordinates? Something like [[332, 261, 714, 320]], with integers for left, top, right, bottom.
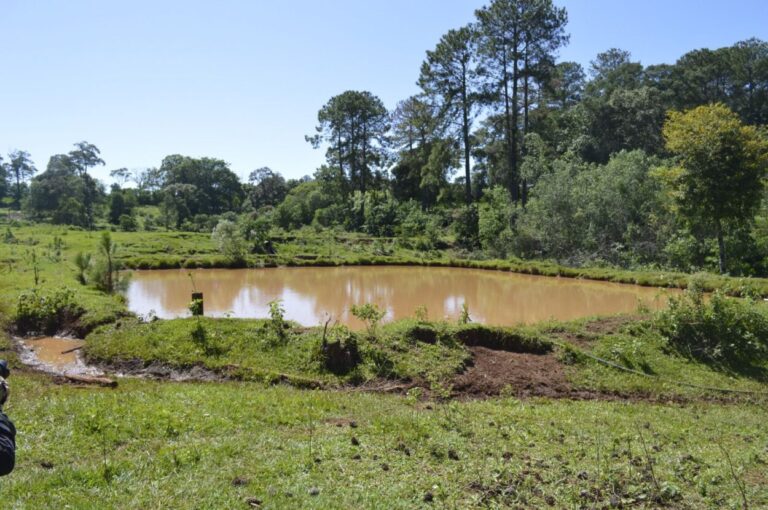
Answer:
[[2, 351, 767, 508], [2, 221, 768, 508]]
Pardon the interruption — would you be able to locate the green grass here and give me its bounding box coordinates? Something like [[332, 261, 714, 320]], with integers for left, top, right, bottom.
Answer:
[[2, 368, 767, 509], [556, 317, 768, 400], [84, 317, 473, 386], [84, 312, 768, 404], [3, 222, 768, 508]]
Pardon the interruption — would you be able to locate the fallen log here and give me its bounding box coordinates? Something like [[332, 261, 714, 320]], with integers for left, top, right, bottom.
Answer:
[[60, 346, 83, 355], [55, 374, 118, 388]]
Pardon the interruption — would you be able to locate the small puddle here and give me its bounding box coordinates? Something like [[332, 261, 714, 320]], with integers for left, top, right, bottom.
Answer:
[[17, 337, 104, 376]]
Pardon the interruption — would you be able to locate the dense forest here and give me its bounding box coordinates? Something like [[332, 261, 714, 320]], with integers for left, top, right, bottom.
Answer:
[[3, 0, 768, 276]]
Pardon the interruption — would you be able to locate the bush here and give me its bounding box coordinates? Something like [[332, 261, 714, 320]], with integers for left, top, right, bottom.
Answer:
[[453, 205, 479, 250], [655, 286, 768, 369], [16, 287, 83, 335], [240, 213, 272, 253], [478, 186, 515, 258], [267, 299, 287, 344], [119, 214, 138, 232], [351, 303, 385, 337], [212, 219, 247, 262]]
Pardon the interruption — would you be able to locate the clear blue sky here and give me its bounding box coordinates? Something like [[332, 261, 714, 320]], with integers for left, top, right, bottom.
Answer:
[[1, 0, 766, 183]]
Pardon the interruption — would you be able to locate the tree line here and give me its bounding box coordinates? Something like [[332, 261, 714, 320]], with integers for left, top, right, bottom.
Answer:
[[2, 0, 768, 275]]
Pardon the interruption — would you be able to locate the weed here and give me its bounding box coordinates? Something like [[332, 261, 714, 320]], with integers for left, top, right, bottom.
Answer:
[[458, 302, 471, 325], [351, 303, 385, 338], [267, 299, 287, 343]]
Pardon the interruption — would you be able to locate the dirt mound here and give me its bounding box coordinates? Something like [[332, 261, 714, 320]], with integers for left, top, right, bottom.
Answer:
[[451, 346, 572, 398]]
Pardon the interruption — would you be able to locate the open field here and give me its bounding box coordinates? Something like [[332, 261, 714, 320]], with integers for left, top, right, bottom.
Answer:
[[2, 223, 768, 508]]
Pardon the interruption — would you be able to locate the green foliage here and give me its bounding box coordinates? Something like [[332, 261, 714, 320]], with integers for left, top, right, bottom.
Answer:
[[3, 227, 16, 244], [119, 214, 138, 232], [267, 299, 287, 343], [458, 303, 471, 325], [15, 287, 82, 335], [660, 103, 768, 273], [73, 251, 92, 285], [307, 90, 390, 199], [47, 235, 64, 262], [188, 298, 203, 316], [453, 204, 479, 250], [25, 145, 105, 227], [656, 285, 768, 370], [89, 232, 128, 294], [518, 151, 669, 265], [160, 155, 244, 222], [211, 219, 247, 263], [350, 303, 386, 337], [478, 186, 515, 257], [360, 191, 398, 237], [239, 213, 272, 253]]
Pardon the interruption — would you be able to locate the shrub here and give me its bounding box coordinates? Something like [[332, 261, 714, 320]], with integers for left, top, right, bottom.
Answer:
[[212, 219, 247, 263], [240, 214, 272, 253], [267, 299, 287, 343], [655, 286, 768, 369], [119, 214, 138, 232], [73, 252, 92, 285], [478, 186, 515, 257], [89, 232, 129, 294], [453, 205, 479, 250], [351, 303, 386, 338], [16, 287, 83, 335]]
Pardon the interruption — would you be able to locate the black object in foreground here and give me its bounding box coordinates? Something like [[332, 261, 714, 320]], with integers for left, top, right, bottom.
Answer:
[[0, 360, 16, 476]]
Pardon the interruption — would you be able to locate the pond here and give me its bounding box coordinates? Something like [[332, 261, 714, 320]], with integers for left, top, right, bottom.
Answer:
[[125, 266, 673, 328]]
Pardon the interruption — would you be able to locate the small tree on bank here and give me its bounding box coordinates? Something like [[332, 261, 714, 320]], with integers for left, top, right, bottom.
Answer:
[[212, 219, 247, 263], [659, 103, 768, 274], [88, 232, 128, 293]]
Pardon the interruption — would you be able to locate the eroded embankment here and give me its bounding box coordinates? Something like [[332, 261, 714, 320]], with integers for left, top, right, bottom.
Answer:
[[14, 316, 765, 404]]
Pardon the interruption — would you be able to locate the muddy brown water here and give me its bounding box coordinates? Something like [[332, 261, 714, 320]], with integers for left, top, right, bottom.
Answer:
[[18, 337, 103, 375], [125, 266, 674, 328]]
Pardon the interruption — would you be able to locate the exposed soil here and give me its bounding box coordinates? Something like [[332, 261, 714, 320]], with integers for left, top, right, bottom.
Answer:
[[451, 346, 572, 399], [88, 358, 225, 382], [11, 313, 746, 405]]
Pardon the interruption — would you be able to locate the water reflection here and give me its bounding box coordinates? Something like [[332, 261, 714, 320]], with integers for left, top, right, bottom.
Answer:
[[125, 266, 673, 328]]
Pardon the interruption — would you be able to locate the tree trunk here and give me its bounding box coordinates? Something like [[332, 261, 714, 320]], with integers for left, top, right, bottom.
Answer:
[[510, 29, 520, 203], [461, 61, 472, 204], [15, 172, 21, 210], [716, 220, 727, 274], [521, 43, 530, 207], [502, 50, 516, 201], [337, 130, 345, 195]]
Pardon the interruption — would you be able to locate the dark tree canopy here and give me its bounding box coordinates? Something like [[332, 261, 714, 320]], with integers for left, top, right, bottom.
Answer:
[[246, 167, 288, 209], [307, 90, 390, 198], [26, 153, 104, 227], [160, 155, 244, 219], [6, 150, 37, 209], [419, 26, 482, 203]]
